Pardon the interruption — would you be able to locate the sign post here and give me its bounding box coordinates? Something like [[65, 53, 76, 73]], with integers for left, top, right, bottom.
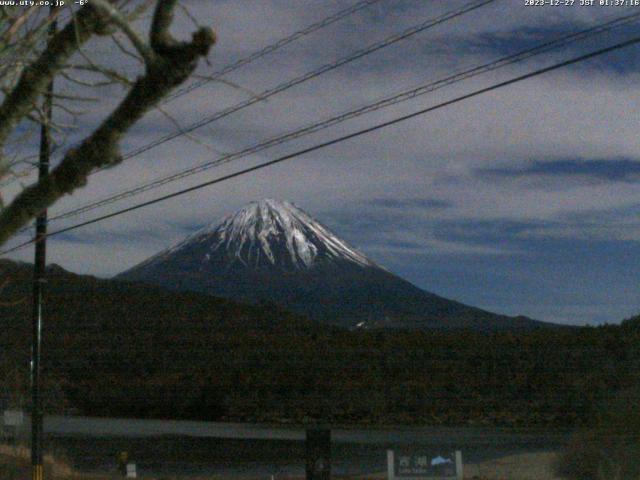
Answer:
[[31, 8, 56, 480], [126, 463, 137, 478], [306, 428, 331, 480], [387, 449, 463, 480], [2, 410, 24, 445]]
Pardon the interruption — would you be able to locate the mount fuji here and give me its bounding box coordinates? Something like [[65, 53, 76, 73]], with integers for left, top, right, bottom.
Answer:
[[116, 199, 550, 331]]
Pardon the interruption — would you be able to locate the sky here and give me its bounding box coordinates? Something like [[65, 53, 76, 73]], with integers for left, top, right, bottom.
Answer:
[[2, 0, 640, 325]]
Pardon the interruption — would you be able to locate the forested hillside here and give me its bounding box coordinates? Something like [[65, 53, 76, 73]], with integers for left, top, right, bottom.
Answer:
[[1, 260, 638, 427]]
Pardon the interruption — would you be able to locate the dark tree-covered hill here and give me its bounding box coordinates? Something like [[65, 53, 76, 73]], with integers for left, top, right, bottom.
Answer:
[[1, 260, 637, 428]]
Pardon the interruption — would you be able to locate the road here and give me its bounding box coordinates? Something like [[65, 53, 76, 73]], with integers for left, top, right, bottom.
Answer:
[[42, 416, 570, 477]]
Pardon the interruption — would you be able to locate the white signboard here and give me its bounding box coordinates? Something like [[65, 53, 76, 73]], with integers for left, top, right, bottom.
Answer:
[[387, 450, 463, 480], [3, 410, 24, 427], [126, 463, 137, 478]]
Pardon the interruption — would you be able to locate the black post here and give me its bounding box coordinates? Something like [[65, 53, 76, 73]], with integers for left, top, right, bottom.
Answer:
[[306, 428, 331, 480], [31, 12, 55, 480]]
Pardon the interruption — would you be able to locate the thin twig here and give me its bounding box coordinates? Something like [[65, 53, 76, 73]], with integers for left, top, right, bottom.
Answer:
[[111, 32, 144, 64], [91, 0, 156, 65], [156, 104, 227, 156], [191, 74, 263, 100]]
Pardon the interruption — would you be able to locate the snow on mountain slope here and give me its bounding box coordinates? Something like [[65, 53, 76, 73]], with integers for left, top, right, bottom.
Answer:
[[136, 199, 376, 271], [118, 199, 552, 331]]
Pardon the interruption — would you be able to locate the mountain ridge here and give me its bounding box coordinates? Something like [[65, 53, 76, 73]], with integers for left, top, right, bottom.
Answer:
[[117, 199, 555, 331], [132, 199, 377, 273]]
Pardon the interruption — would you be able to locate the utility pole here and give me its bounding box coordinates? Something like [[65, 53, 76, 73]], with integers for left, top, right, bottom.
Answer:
[[31, 10, 56, 480]]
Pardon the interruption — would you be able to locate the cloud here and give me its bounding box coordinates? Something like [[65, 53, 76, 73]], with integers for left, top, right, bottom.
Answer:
[[478, 158, 640, 183], [3, 0, 640, 324], [365, 197, 453, 210]]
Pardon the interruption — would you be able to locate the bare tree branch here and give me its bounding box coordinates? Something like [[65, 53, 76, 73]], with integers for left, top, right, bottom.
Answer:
[[0, 5, 111, 169], [156, 104, 226, 155], [0, 0, 216, 247], [91, 0, 156, 65], [1, 7, 38, 44], [66, 63, 133, 86], [111, 32, 144, 64], [59, 69, 122, 88], [150, 0, 178, 53]]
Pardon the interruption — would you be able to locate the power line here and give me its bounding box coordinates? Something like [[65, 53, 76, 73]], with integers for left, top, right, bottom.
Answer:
[[0, 7, 73, 189], [3, 33, 639, 256], [4, 0, 496, 203], [0, 0, 384, 186], [164, 0, 384, 103], [43, 11, 640, 225], [42, 0, 502, 223], [95, 0, 498, 170]]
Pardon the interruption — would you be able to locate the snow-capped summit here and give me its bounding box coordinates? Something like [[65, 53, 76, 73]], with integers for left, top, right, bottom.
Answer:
[[117, 199, 549, 331], [135, 199, 374, 272], [205, 198, 373, 269]]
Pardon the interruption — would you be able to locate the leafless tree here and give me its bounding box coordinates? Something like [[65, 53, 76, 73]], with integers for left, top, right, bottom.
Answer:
[[0, 0, 216, 247]]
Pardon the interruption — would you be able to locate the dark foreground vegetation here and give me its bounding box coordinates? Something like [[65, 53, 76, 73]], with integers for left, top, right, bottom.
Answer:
[[1, 259, 639, 432], [555, 355, 640, 480]]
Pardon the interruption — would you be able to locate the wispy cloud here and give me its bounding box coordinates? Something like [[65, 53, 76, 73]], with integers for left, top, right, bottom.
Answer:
[[365, 197, 453, 210], [478, 158, 640, 183], [2, 0, 639, 324]]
